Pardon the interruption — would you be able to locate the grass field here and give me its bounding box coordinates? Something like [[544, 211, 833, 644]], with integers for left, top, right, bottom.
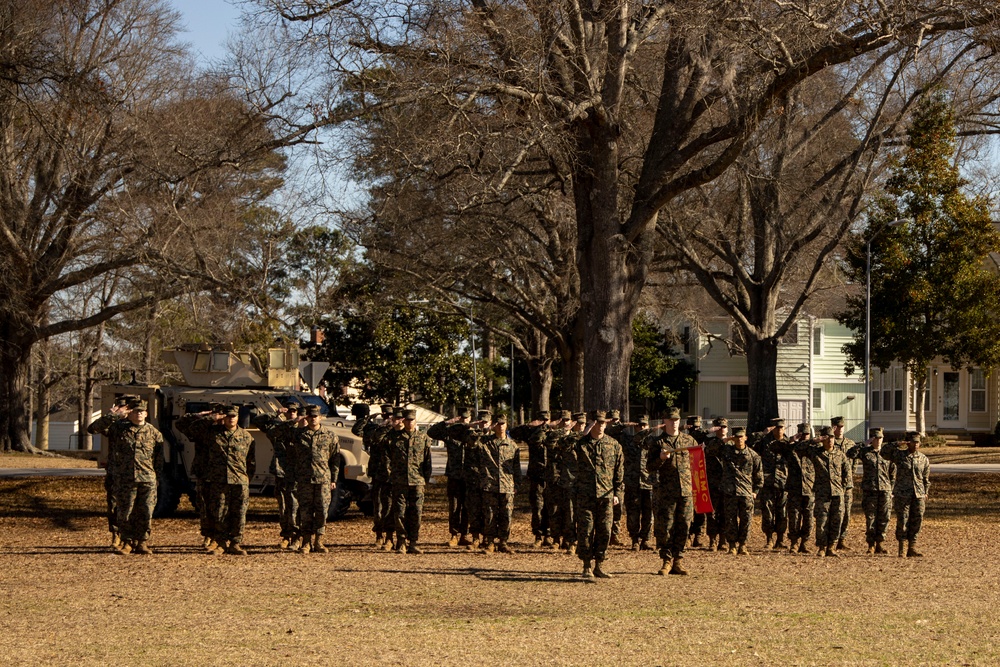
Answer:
[[1, 462, 999, 666]]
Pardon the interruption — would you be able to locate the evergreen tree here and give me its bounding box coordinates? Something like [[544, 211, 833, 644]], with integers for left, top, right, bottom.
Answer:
[[837, 91, 1000, 434]]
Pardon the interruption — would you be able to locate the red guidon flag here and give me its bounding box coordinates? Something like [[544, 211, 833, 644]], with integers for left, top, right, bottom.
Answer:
[[689, 445, 714, 514]]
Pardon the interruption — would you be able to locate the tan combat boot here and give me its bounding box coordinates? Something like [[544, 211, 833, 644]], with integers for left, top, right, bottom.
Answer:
[[532, 536, 542, 548], [897, 540, 905, 557], [825, 546, 839, 557], [313, 535, 329, 554], [114, 541, 132, 556], [866, 542, 875, 555], [639, 540, 653, 551], [226, 543, 248, 556], [593, 561, 613, 579], [392, 539, 404, 554], [609, 533, 624, 547], [875, 542, 888, 555], [134, 541, 153, 555], [787, 538, 798, 554], [298, 535, 312, 554], [707, 536, 718, 551], [279, 537, 290, 550], [657, 558, 670, 576], [737, 543, 749, 555], [836, 538, 850, 551], [669, 558, 688, 576], [906, 540, 923, 557], [447, 534, 459, 547], [691, 534, 703, 548], [498, 541, 516, 554], [484, 541, 496, 554], [286, 537, 300, 552], [407, 542, 423, 555], [582, 560, 594, 579], [567, 543, 577, 556], [380, 537, 393, 551], [798, 540, 812, 555], [111, 533, 121, 550], [728, 543, 738, 555], [458, 534, 473, 547], [774, 534, 786, 550], [764, 534, 774, 550], [541, 536, 554, 548]]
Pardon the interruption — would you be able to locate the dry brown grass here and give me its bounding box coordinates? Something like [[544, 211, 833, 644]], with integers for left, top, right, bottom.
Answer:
[[0, 451, 97, 468], [1, 473, 999, 666]]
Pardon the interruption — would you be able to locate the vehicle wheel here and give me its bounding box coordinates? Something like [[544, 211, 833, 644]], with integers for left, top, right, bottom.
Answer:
[[336, 420, 344, 427], [153, 469, 181, 518], [327, 483, 353, 521]]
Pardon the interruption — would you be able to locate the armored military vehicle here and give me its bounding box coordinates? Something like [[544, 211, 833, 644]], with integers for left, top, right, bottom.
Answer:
[[95, 343, 371, 519]]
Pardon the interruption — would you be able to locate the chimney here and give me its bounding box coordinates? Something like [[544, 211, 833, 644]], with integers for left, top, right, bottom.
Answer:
[[310, 325, 325, 345]]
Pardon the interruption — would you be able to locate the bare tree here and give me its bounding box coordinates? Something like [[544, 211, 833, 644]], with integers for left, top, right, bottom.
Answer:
[[0, 0, 284, 451], [244, 0, 1000, 416]]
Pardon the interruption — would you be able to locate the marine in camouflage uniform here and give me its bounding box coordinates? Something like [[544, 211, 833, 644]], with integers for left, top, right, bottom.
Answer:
[[755, 418, 789, 550], [572, 410, 624, 580], [88, 396, 131, 549], [508, 410, 550, 547], [705, 427, 763, 554], [773, 423, 816, 554], [463, 414, 521, 552], [622, 415, 654, 551], [386, 408, 434, 553], [288, 405, 340, 554], [541, 411, 573, 548], [683, 416, 709, 546], [646, 408, 697, 575], [87, 399, 164, 555], [352, 404, 395, 549], [701, 418, 729, 550], [830, 416, 857, 550], [427, 408, 472, 546], [880, 431, 930, 558], [797, 426, 852, 557], [848, 427, 895, 555], [251, 401, 301, 549], [461, 409, 493, 548], [176, 406, 255, 555], [604, 410, 627, 547], [555, 412, 586, 553]]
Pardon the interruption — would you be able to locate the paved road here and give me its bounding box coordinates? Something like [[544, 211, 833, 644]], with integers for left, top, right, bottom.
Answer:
[[2, 461, 999, 479]]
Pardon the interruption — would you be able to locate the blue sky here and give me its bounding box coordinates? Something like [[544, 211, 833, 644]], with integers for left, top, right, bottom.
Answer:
[[169, 0, 241, 63]]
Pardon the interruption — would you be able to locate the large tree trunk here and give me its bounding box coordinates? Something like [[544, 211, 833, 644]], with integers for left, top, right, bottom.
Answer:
[[527, 356, 554, 414], [745, 335, 781, 434], [143, 302, 157, 384], [560, 317, 585, 412], [0, 339, 35, 452]]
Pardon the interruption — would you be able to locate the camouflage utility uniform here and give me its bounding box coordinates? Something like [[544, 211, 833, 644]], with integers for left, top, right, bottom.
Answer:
[[756, 433, 789, 548], [572, 430, 624, 575], [848, 440, 895, 551], [471, 430, 521, 549], [386, 428, 433, 551], [881, 441, 930, 556], [428, 419, 469, 541], [772, 434, 816, 553], [646, 431, 696, 567], [509, 419, 550, 544], [252, 413, 300, 542], [622, 423, 654, 548], [705, 439, 763, 552], [799, 441, 852, 553], [353, 413, 394, 544], [87, 413, 164, 551], [288, 424, 340, 547]]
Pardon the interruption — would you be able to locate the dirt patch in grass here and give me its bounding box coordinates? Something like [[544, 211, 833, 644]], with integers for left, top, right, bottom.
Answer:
[[1, 474, 999, 666]]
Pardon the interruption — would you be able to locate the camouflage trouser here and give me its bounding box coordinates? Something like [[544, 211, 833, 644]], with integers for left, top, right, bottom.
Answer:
[[558, 485, 577, 544], [723, 494, 754, 546], [275, 475, 298, 539], [208, 482, 249, 545], [114, 481, 156, 544], [195, 479, 216, 539], [839, 488, 854, 540], [894, 494, 925, 542], [758, 485, 787, 539], [625, 484, 652, 542], [862, 490, 892, 544], [390, 484, 425, 543], [575, 494, 614, 563], [787, 492, 815, 543], [704, 485, 725, 539], [447, 477, 468, 536], [611, 498, 622, 539], [543, 480, 562, 541], [465, 482, 484, 537], [653, 487, 693, 560], [371, 478, 392, 536], [813, 494, 843, 548], [529, 478, 548, 537], [104, 471, 118, 535], [483, 492, 514, 542], [297, 482, 331, 536]]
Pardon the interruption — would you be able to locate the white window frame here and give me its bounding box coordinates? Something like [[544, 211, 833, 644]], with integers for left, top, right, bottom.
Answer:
[[812, 325, 824, 357], [812, 386, 823, 410], [779, 322, 799, 346], [971, 368, 987, 413]]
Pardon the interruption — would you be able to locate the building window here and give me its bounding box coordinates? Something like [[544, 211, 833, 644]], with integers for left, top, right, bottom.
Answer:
[[893, 367, 905, 412], [812, 326, 823, 356], [871, 389, 881, 412], [779, 323, 799, 346], [971, 368, 987, 412], [812, 386, 823, 410], [730, 384, 750, 413]]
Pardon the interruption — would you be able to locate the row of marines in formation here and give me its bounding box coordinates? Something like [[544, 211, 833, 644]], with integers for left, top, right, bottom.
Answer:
[[87, 395, 931, 579], [353, 404, 930, 579], [88, 396, 342, 555]]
